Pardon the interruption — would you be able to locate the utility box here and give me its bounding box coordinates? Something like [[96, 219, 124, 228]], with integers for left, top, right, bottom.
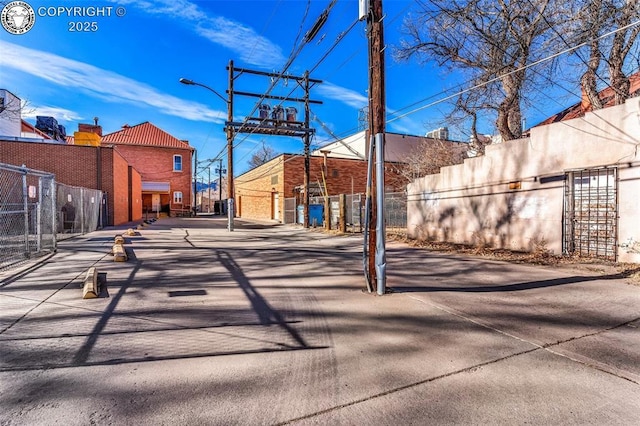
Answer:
[[297, 204, 324, 226]]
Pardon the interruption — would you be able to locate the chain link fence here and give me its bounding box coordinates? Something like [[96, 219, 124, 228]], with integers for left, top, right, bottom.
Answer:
[[1, 163, 103, 271], [284, 191, 405, 232], [385, 191, 407, 230], [56, 183, 103, 239]]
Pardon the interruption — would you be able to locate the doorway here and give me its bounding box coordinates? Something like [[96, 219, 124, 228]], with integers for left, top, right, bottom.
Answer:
[[272, 192, 280, 221], [563, 168, 618, 260]]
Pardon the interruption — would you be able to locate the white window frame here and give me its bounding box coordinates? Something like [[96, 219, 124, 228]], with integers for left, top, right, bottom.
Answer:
[[173, 191, 183, 204], [173, 155, 183, 172]]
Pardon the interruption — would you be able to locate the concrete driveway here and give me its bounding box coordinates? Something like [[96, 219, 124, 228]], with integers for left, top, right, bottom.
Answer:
[[1, 216, 639, 425]]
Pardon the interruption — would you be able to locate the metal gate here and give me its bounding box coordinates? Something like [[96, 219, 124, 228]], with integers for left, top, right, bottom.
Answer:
[[563, 168, 618, 261]]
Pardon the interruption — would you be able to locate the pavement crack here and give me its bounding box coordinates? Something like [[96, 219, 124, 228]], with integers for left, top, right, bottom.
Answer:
[[406, 295, 640, 386], [183, 229, 196, 248], [277, 346, 541, 425]]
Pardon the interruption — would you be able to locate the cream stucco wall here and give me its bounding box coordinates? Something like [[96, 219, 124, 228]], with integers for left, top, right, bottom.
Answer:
[[407, 97, 640, 263]]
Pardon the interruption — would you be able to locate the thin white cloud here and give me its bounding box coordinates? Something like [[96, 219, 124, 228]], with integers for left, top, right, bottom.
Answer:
[[318, 82, 368, 109], [319, 82, 429, 136], [22, 106, 82, 123], [111, 0, 285, 69], [0, 40, 227, 123], [114, 0, 205, 20]]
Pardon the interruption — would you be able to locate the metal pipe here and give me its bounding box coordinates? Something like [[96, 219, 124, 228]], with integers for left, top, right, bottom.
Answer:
[[22, 170, 29, 254], [227, 59, 235, 232], [52, 180, 57, 250], [37, 178, 42, 253], [362, 134, 375, 293], [375, 132, 386, 295]]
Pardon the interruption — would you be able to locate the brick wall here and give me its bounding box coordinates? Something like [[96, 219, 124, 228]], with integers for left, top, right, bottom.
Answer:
[[235, 156, 285, 219], [112, 152, 130, 225], [99, 147, 115, 225], [130, 166, 143, 222], [235, 154, 406, 221], [1, 140, 100, 188], [0, 140, 141, 226]]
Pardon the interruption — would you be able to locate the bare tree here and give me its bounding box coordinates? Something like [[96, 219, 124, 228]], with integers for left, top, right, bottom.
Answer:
[[574, 0, 640, 109], [0, 91, 30, 122], [395, 0, 557, 142], [395, 138, 466, 182], [248, 142, 278, 169], [577, 0, 607, 109], [606, 0, 640, 104]]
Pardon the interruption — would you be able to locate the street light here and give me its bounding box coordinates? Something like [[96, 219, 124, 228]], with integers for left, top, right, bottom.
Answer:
[[179, 78, 228, 105], [180, 77, 234, 231]]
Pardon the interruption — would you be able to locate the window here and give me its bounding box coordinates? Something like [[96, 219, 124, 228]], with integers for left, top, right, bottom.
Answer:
[[173, 191, 183, 204], [173, 155, 183, 171]]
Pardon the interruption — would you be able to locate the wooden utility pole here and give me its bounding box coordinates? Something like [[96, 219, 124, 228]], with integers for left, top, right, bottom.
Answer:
[[225, 66, 321, 228], [320, 149, 331, 230], [367, 0, 386, 292], [303, 72, 311, 229]]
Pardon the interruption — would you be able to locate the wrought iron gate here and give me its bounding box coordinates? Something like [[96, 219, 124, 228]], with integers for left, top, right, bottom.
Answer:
[[563, 168, 618, 260]]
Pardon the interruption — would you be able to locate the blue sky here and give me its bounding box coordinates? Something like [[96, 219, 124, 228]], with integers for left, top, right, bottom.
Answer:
[[1, 0, 567, 177]]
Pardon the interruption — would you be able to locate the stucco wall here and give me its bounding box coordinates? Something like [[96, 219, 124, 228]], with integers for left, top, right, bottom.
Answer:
[[407, 97, 640, 263]]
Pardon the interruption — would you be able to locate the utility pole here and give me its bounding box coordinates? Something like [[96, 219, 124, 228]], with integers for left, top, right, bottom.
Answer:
[[208, 166, 211, 213], [217, 158, 224, 208], [366, 0, 386, 295], [225, 66, 321, 228], [226, 59, 235, 231], [193, 150, 198, 216], [320, 149, 331, 230], [303, 71, 311, 229]]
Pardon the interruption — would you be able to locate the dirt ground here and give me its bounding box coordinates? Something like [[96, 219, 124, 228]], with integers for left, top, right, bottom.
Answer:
[[384, 230, 640, 286]]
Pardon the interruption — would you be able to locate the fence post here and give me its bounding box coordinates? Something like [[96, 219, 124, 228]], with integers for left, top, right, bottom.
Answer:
[[52, 180, 57, 250], [339, 194, 346, 233], [37, 177, 42, 253], [80, 187, 85, 234], [22, 170, 29, 255]]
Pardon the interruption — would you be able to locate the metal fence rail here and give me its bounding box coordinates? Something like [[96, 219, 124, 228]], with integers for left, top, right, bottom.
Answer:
[[284, 191, 406, 232], [1, 163, 55, 270], [56, 183, 103, 239], [385, 191, 407, 230], [0, 163, 103, 271]]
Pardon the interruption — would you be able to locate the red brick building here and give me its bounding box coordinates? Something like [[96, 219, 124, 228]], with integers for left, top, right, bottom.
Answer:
[[101, 122, 195, 217], [1, 119, 193, 225], [0, 138, 142, 226]]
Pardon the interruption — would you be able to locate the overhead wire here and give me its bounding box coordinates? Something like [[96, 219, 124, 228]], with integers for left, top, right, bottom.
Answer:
[[229, 0, 339, 155], [230, 0, 356, 167], [385, 17, 640, 125], [195, 0, 286, 175]]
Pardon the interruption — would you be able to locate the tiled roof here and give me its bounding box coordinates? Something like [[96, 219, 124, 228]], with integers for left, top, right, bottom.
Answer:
[[101, 121, 193, 150], [21, 120, 52, 139], [535, 72, 640, 127]]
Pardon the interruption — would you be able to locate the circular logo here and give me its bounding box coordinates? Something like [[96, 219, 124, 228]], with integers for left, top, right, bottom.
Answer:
[[1, 1, 35, 35]]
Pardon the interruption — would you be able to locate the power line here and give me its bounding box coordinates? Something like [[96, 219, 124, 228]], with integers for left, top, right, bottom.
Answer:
[[386, 18, 640, 125]]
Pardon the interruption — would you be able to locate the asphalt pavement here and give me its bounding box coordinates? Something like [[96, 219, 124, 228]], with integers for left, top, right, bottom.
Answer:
[[1, 215, 639, 425]]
